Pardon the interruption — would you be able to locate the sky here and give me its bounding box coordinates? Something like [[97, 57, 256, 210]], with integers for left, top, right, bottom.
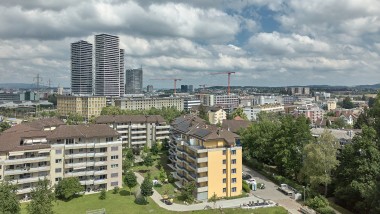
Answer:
[[0, 0, 379, 88]]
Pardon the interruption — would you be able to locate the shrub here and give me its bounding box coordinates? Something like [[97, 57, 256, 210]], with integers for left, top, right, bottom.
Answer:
[[99, 189, 106, 200], [316, 207, 336, 214], [305, 196, 329, 210], [242, 181, 251, 193], [113, 186, 119, 194]]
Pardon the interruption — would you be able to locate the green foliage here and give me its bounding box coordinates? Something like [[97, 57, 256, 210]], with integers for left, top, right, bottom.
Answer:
[[325, 111, 335, 117], [99, 189, 106, 200], [354, 108, 372, 129], [180, 181, 196, 203], [305, 196, 329, 210], [143, 153, 154, 169], [124, 171, 138, 195], [0, 181, 20, 214], [198, 104, 209, 122], [113, 186, 120, 194], [300, 130, 339, 196], [55, 177, 83, 200], [329, 117, 347, 129], [0, 122, 11, 133], [315, 207, 336, 214], [167, 173, 175, 183], [242, 180, 251, 193], [208, 192, 218, 208], [48, 94, 57, 106], [368, 97, 376, 108], [143, 145, 150, 154], [151, 142, 159, 155], [140, 175, 154, 200], [123, 159, 133, 174], [66, 113, 84, 125], [27, 179, 55, 214], [341, 97, 354, 109], [231, 108, 248, 120], [159, 168, 167, 183], [123, 148, 134, 161]]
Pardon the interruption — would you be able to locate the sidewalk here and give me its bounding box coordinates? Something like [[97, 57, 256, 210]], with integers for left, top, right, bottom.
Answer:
[[134, 172, 265, 211]]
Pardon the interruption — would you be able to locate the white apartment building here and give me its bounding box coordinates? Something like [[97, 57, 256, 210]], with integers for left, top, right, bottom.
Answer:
[[293, 105, 325, 124], [184, 98, 201, 111], [95, 115, 170, 148], [207, 107, 227, 125], [0, 118, 122, 200], [243, 104, 285, 121], [197, 94, 239, 111], [115, 97, 184, 111]]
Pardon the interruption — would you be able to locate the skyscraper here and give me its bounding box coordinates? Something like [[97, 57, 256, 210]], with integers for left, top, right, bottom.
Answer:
[[94, 34, 125, 97], [71, 40, 93, 95], [125, 68, 143, 94]]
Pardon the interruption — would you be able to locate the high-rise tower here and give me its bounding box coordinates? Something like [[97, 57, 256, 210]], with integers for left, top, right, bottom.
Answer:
[[94, 34, 125, 97], [125, 68, 143, 94], [71, 40, 93, 95]]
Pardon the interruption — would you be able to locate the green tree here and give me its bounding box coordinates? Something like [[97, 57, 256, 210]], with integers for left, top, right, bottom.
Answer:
[[143, 153, 154, 170], [99, 189, 106, 200], [208, 192, 218, 208], [341, 97, 354, 109], [231, 108, 248, 120], [198, 104, 209, 122], [100, 106, 123, 115], [354, 108, 372, 129], [301, 130, 339, 196], [0, 122, 11, 133], [66, 113, 84, 125], [124, 171, 138, 195], [123, 148, 134, 161], [180, 181, 196, 203], [47, 94, 57, 106], [0, 181, 20, 214], [151, 142, 159, 155], [140, 174, 154, 201], [158, 168, 167, 183], [27, 179, 55, 214], [334, 126, 380, 213], [368, 97, 376, 108], [55, 177, 83, 200], [123, 158, 133, 174]]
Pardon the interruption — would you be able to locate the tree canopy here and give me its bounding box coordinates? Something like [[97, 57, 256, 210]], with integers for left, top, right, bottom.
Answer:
[[0, 122, 11, 133], [140, 174, 154, 201], [341, 97, 354, 109], [55, 177, 83, 200], [230, 108, 248, 120], [27, 179, 55, 214], [0, 181, 20, 214], [124, 171, 138, 195]]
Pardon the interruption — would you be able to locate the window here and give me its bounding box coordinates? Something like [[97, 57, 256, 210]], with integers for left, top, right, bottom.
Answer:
[[223, 169, 226, 174], [69, 149, 74, 154], [55, 177, 62, 182], [232, 168, 236, 174], [66, 139, 74, 144], [111, 155, 118, 160], [111, 173, 118, 178], [55, 168, 62, 173], [106, 137, 113, 142], [100, 148, 107, 152], [79, 149, 84, 152], [232, 178, 236, 183], [55, 159, 62, 163], [232, 159, 236, 164], [222, 159, 226, 164], [111, 181, 118, 186], [232, 187, 237, 192], [111, 146, 118, 151], [223, 178, 226, 183], [100, 157, 106, 161], [223, 188, 226, 193], [232, 150, 236, 155], [111, 164, 118, 168], [56, 149, 62, 155], [222, 150, 226, 155]]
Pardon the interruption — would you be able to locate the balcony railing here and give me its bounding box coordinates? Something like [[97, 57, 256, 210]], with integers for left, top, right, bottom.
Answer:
[[197, 166, 208, 173], [79, 179, 94, 185], [4, 156, 50, 165], [197, 176, 208, 183], [10, 176, 49, 185], [4, 166, 50, 176], [197, 186, 208, 192], [197, 157, 208, 163], [94, 179, 107, 185]]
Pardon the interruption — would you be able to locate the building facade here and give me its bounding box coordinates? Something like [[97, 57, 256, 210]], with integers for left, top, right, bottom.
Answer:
[[197, 94, 239, 111], [208, 107, 227, 125], [184, 98, 201, 111], [115, 97, 184, 111], [181, 85, 194, 93], [94, 34, 124, 97], [95, 115, 170, 148], [57, 96, 106, 119], [146, 85, 154, 93], [0, 118, 122, 200], [169, 115, 242, 200], [125, 68, 143, 94], [243, 104, 285, 121], [71, 40, 93, 95]]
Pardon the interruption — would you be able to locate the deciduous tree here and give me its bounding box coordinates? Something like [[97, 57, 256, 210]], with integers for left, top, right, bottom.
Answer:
[[0, 181, 20, 214], [55, 177, 83, 200], [140, 175, 153, 201], [27, 179, 55, 214], [124, 171, 138, 195]]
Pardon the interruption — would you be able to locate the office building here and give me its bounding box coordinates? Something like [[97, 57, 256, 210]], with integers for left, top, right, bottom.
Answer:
[[293, 105, 324, 123], [146, 85, 154, 93], [197, 94, 239, 111], [125, 68, 143, 94], [286, 87, 310, 95], [184, 98, 201, 111], [181, 85, 194, 93], [57, 96, 106, 119], [0, 118, 123, 200], [95, 115, 170, 148], [115, 97, 184, 111], [71, 40, 93, 95], [169, 115, 242, 200], [94, 34, 124, 97], [243, 104, 285, 121]]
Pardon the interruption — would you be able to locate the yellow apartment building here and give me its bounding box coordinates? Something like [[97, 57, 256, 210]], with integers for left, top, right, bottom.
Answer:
[[169, 115, 242, 200], [57, 96, 106, 119]]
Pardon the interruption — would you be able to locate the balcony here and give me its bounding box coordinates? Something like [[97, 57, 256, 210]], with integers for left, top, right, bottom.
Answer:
[[94, 153, 107, 157], [197, 157, 208, 163], [197, 176, 208, 183], [94, 161, 107, 167], [65, 153, 96, 159], [94, 179, 107, 185], [10, 176, 49, 185], [197, 167, 208, 173], [64, 143, 91, 149], [197, 186, 208, 192], [131, 135, 146, 140], [131, 141, 146, 145], [156, 125, 170, 129], [94, 170, 107, 175], [4, 156, 50, 165], [131, 125, 146, 129], [64, 162, 88, 168], [117, 125, 129, 129], [79, 180, 94, 185], [156, 130, 170, 134], [17, 187, 33, 194], [4, 166, 50, 176], [131, 130, 146, 134], [156, 136, 169, 140]]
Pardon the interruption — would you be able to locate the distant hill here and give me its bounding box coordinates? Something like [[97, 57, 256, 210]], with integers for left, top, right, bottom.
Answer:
[[354, 84, 380, 89]]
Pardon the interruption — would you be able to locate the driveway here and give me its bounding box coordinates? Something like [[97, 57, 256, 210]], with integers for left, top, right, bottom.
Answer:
[[243, 165, 303, 214]]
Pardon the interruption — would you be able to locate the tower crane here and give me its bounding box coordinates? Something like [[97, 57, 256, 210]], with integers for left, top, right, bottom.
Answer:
[[210, 72, 236, 95], [150, 78, 182, 95]]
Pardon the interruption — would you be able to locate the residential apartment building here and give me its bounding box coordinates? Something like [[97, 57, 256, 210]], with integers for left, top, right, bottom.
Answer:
[[326, 100, 337, 110], [57, 96, 106, 119], [293, 106, 324, 124], [0, 118, 122, 200], [115, 97, 184, 111], [125, 68, 143, 94], [169, 115, 242, 200], [181, 85, 194, 93], [95, 115, 170, 148], [208, 107, 226, 125], [197, 94, 239, 111], [184, 98, 201, 111], [71, 40, 93, 95], [94, 34, 125, 97], [243, 104, 285, 121]]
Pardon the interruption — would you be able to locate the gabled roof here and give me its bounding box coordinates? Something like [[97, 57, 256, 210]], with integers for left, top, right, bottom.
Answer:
[[222, 119, 251, 133], [47, 124, 119, 140]]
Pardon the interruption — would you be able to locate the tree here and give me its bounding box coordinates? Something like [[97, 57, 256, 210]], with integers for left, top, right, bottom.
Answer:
[[334, 126, 380, 213], [180, 181, 196, 203], [55, 177, 83, 200], [368, 97, 376, 108], [27, 179, 55, 214], [99, 189, 106, 200], [341, 97, 354, 109], [354, 108, 372, 129], [124, 171, 138, 195], [0, 181, 20, 214], [300, 130, 339, 196], [208, 192, 218, 208], [47, 94, 57, 106], [231, 108, 248, 120], [0, 122, 11, 133], [143, 153, 154, 169], [151, 142, 159, 155], [159, 168, 167, 183], [198, 104, 209, 122], [66, 113, 84, 125], [140, 174, 154, 201], [100, 106, 123, 115], [123, 158, 133, 174]]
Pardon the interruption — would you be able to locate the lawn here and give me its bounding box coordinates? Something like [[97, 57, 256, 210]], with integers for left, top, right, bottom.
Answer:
[[21, 187, 288, 214]]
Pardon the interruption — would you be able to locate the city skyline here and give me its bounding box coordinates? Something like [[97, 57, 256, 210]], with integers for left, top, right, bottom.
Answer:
[[0, 1, 379, 88]]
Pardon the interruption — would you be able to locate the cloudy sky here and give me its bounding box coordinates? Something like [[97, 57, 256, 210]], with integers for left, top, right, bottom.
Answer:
[[0, 0, 379, 88]]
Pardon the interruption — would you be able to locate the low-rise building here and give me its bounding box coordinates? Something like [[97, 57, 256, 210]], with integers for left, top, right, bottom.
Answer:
[[95, 115, 170, 148], [0, 118, 122, 200], [115, 97, 184, 111], [326, 100, 337, 110], [57, 96, 106, 119], [207, 107, 226, 125], [293, 106, 324, 124], [169, 115, 242, 200], [243, 104, 285, 121], [184, 98, 201, 111]]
